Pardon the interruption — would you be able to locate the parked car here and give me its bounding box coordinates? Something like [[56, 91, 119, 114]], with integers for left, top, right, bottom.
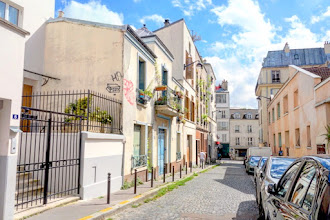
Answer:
[[264, 155, 330, 220], [246, 156, 261, 174], [245, 147, 272, 167], [254, 157, 268, 184], [256, 156, 296, 219]]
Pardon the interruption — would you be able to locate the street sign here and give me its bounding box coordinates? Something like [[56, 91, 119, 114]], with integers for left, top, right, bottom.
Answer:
[[12, 114, 19, 120]]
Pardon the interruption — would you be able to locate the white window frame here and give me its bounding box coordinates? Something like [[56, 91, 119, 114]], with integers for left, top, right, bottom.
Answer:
[[248, 137, 253, 146], [247, 125, 252, 133], [235, 137, 240, 145], [235, 125, 240, 133], [0, 0, 21, 26]]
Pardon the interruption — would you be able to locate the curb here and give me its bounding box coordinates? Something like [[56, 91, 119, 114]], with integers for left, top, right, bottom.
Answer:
[[84, 165, 217, 220]]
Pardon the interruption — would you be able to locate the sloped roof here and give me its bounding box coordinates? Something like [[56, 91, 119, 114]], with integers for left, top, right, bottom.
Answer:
[[153, 18, 184, 32], [303, 67, 330, 81], [262, 48, 327, 67]]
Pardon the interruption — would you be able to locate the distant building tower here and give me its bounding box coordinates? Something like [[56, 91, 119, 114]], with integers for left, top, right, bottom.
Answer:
[[215, 80, 230, 158]]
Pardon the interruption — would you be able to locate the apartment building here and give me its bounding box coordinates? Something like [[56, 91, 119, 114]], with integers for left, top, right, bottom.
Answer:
[[255, 43, 328, 147], [0, 0, 54, 219], [215, 80, 230, 157], [268, 65, 330, 157], [229, 109, 259, 160]]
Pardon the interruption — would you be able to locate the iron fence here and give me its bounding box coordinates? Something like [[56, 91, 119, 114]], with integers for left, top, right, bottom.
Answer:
[[131, 155, 147, 168], [21, 90, 122, 134], [176, 152, 182, 161], [154, 87, 183, 112]]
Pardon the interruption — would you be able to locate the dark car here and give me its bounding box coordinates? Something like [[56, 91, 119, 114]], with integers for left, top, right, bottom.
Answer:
[[246, 156, 261, 174], [264, 155, 330, 220], [256, 157, 296, 219]]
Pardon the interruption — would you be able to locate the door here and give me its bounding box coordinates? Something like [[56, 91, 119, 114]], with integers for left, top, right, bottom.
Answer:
[[21, 84, 33, 132], [158, 129, 165, 175]]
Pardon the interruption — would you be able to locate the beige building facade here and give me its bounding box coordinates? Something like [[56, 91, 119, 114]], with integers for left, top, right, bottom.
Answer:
[[229, 109, 259, 160], [268, 65, 330, 157], [256, 43, 329, 147]]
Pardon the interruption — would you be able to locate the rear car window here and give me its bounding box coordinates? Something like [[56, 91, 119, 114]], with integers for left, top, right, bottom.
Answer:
[[270, 158, 296, 179], [249, 156, 261, 165]]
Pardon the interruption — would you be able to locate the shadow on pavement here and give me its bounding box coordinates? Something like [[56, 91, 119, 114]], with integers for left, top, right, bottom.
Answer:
[[233, 200, 259, 220]]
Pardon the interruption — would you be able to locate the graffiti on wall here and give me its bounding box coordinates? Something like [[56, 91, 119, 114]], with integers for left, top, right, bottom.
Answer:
[[111, 71, 123, 82], [123, 79, 135, 105], [106, 83, 120, 93]]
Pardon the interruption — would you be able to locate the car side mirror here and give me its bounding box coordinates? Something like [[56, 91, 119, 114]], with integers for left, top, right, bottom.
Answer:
[[267, 183, 276, 195]]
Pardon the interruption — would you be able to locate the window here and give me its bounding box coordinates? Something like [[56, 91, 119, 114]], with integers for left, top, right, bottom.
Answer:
[[138, 58, 146, 90], [234, 113, 240, 119], [277, 162, 301, 198], [162, 67, 168, 86], [220, 122, 228, 130], [246, 113, 252, 119], [278, 133, 282, 148], [294, 89, 299, 108], [133, 125, 142, 156], [220, 110, 226, 119], [272, 108, 275, 122], [219, 94, 226, 103], [268, 112, 271, 124], [221, 134, 227, 142], [289, 162, 316, 211], [247, 125, 252, 133], [295, 128, 300, 147], [248, 137, 253, 146], [0, 1, 5, 19], [235, 137, 240, 145], [176, 133, 181, 154], [235, 125, 240, 133], [9, 5, 18, 25], [272, 70, 280, 83], [283, 95, 288, 114], [277, 102, 281, 119], [274, 134, 276, 148], [294, 54, 299, 60], [270, 88, 279, 95], [307, 126, 311, 148], [285, 131, 289, 148]]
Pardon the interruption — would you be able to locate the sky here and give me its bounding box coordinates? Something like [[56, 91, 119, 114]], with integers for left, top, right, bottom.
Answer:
[[55, 0, 330, 108]]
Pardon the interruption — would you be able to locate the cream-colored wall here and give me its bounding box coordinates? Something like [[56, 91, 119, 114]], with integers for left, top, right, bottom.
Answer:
[[229, 118, 259, 148], [43, 21, 124, 100], [268, 67, 323, 157], [122, 36, 155, 176]]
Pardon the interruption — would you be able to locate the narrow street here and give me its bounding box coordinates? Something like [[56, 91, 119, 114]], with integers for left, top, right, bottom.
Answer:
[[112, 160, 259, 220]]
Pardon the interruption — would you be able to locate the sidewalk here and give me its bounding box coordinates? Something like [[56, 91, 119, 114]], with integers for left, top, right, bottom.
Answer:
[[19, 164, 215, 220]]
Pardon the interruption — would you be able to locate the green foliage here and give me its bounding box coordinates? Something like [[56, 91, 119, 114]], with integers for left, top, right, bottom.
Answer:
[[132, 203, 142, 208], [90, 107, 112, 125], [322, 124, 330, 149], [121, 177, 144, 190], [202, 114, 208, 122]]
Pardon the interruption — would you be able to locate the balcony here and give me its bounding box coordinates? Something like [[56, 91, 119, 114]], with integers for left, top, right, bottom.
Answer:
[[154, 86, 183, 117], [131, 155, 147, 168]]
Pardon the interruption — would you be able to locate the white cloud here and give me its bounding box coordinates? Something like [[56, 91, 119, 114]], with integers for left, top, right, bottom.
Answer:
[[62, 0, 124, 25], [172, 0, 212, 16], [139, 14, 165, 27], [207, 0, 325, 108], [311, 6, 330, 24]]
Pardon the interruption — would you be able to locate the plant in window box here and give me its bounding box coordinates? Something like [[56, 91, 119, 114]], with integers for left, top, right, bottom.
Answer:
[[202, 114, 208, 122], [139, 89, 153, 102], [155, 85, 167, 91], [175, 103, 183, 112], [155, 95, 167, 105]]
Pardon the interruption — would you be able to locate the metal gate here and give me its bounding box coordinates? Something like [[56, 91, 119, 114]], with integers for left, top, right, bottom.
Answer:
[[15, 107, 82, 210]]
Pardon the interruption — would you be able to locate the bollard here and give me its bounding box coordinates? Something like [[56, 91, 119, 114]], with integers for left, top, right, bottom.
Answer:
[[186, 162, 187, 175], [107, 173, 111, 204], [163, 166, 166, 183], [134, 169, 137, 194], [190, 162, 192, 173], [172, 166, 174, 182], [151, 167, 154, 188], [180, 164, 182, 178], [146, 169, 148, 182]]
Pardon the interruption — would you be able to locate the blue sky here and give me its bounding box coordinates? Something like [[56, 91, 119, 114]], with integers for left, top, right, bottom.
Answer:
[[55, 0, 330, 108]]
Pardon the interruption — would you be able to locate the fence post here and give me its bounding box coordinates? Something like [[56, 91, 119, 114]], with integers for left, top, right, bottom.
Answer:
[[186, 162, 187, 175], [107, 173, 111, 204], [86, 90, 91, 131], [180, 164, 182, 178], [134, 169, 137, 194], [163, 167, 165, 183], [146, 169, 148, 182], [43, 114, 52, 205], [172, 166, 174, 182], [190, 162, 192, 173], [151, 167, 154, 188]]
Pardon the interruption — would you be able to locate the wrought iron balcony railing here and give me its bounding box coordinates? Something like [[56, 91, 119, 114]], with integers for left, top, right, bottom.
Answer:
[[176, 152, 182, 161], [131, 155, 147, 168], [154, 86, 183, 113]]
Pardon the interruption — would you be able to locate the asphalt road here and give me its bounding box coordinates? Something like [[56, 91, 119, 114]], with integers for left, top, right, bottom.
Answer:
[[112, 160, 259, 220]]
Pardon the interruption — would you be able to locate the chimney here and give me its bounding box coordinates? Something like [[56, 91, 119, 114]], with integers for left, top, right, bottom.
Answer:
[[58, 11, 64, 18], [324, 41, 330, 54], [221, 80, 228, 91], [283, 42, 290, 53], [164, 19, 170, 27]]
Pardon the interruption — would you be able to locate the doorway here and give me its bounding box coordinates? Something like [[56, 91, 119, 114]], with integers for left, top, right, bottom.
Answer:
[[158, 129, 166, 175]]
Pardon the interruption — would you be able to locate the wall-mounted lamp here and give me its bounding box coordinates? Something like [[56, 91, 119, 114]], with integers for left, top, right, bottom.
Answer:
[[183, 60, 203, 70], [256, 96, 271, 101]]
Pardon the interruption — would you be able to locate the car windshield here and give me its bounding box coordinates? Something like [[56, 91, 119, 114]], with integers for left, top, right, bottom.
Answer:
[[249, 156, 261, 165], [259, 158, 267, 168], [270, 158, 296, 179]]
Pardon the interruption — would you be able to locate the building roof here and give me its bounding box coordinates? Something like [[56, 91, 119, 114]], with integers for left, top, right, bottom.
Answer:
[[47, 17, 157, 59], [230, 109, 258, 120], [153, 18, 184, 33], [136, 25, 174, 59], [303, 67, 330, 81], [262, 47, 327, 68]]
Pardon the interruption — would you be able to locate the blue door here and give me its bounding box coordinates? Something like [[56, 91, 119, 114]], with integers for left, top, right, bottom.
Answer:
[[158, 129, 165, 175]]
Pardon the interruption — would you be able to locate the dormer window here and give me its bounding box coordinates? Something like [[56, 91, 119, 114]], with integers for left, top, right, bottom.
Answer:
[[271, 70, 280, 83], [246, 113, 252, 119], [234, 113, 240, 119]]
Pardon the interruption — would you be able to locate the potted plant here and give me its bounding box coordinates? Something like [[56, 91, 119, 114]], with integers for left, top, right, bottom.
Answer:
[[176, 90, 184, 99], [202, 114, 208, 122], [155, 85, 167, 91], [175, 103, 183, 112], [155, 96, 167, 105]]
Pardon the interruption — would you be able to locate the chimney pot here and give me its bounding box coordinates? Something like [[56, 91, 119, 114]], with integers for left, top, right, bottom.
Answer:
[[164, 19, 170, 26], [58, 11, 64, 18]]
